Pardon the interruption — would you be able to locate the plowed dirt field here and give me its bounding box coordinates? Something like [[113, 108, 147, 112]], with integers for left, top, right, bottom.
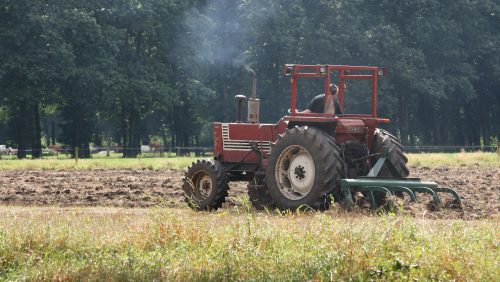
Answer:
[[0, 166, 498, 219]]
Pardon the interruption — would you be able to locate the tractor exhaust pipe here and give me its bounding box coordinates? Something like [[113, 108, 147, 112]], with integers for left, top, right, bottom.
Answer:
[[247, 68, 260, 123], [235, 95, 246, 123], [250, 68, 257, 99]]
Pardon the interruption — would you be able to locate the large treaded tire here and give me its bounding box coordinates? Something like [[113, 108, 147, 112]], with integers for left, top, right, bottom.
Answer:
[[182, 159, 229, 210], [342, 140, 370, 178], [371, 129, 409, 206], [371, 129, 409, 177], [266, 126, 344, 210], [247, 177, 275, 210]]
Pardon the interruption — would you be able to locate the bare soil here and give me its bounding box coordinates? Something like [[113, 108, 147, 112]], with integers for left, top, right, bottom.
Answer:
[[0, 166, 498, 219]]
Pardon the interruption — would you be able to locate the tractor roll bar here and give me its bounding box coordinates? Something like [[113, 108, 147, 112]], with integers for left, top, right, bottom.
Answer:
[[284, 64, 384, 118]]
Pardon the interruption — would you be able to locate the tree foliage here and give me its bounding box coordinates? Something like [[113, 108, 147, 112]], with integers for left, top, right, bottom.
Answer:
[[0, 0, 498, 158]]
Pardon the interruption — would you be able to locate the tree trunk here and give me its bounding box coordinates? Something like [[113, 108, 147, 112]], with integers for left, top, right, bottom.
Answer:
[[94, 131, 102, 147], [123, 107, 141, 158], [399, 90, 409, 145], [44, 116, 51, 147], [419, 97, 432, 145], [32, 102, 42, 158], [161, 130, 168, 157], [121, 103, 129, 157], [80, 142, 91, 158], [51, 120, 56, 145], [12, 99, 29, 159], [432, 103, 442, 146]]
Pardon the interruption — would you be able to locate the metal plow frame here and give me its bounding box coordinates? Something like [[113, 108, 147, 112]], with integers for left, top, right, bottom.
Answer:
[[341, 149, 462, 210]]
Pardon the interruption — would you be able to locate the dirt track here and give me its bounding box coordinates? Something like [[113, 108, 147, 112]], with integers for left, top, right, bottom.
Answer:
[[0, 166, 498, 219]]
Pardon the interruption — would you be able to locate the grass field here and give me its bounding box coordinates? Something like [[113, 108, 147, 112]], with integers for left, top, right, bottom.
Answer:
[[0, 152, 498, 170], [0, 207, 497, 281], [0, 156, 198, 170], [407, 151, 499, 167], [0, 152, 498, 280]]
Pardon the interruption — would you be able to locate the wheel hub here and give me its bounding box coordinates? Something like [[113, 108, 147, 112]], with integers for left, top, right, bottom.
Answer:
[[288, 151, 315, 194], [294, 165, 305, 180], [196, 174, 213, 198], [275, 145, 316, 200]]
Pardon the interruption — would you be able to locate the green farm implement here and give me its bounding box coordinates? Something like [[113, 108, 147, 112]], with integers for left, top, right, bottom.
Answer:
[[341, 149, 462, 209]]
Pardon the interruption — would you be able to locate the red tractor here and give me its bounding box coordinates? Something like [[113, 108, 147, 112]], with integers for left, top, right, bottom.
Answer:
[[183, 64, 461, 211]]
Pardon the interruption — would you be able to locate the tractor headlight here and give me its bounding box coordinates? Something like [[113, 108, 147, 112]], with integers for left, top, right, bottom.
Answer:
[[284, 65, 294, 75]]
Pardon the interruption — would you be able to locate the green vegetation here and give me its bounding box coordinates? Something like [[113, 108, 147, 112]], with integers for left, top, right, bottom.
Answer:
[[407, 152, 500, 168], [0, 207, 497, 281], [0, 152, 498, 170], [1, 1, 499, 158], [0, 156, 200, 170]]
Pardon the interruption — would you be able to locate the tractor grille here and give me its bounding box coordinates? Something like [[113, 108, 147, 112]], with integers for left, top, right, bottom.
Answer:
[[222, 124, 271, 152]]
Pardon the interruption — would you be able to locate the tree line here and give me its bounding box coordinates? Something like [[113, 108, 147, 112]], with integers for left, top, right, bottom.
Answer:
[[0, 0, 498, 158]]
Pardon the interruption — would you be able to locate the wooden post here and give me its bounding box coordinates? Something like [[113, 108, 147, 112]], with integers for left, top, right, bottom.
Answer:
[[497, 142, 500, 156], [75, 147, 79, 165]]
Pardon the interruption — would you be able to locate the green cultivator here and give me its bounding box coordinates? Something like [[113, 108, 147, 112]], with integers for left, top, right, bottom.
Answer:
[[341, 149, 462, 210]]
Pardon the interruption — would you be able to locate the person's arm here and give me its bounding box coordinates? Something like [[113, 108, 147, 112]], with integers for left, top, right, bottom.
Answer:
[[294, 97, 315, 113], [334, 100, 342, 115]]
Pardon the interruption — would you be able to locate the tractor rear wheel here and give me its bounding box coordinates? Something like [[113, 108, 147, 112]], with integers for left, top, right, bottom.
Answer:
[[371, 129, 409, 206], [371, 128, 409, 177], [247, 177, 275, 210], [266, 126, 344, 210], [182, 159, 229, 210]]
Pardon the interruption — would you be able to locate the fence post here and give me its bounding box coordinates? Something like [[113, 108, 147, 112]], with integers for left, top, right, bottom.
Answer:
[[75, 147, 79, 165], [497, 142, 500, 156]]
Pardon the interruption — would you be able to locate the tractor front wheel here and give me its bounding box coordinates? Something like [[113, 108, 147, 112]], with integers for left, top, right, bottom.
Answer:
[[266, 126, 344, 210], [182, 159, 229, 210]]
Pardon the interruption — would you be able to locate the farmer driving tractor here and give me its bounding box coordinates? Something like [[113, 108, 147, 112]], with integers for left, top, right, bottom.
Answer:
[[299, 83, 342, 115]]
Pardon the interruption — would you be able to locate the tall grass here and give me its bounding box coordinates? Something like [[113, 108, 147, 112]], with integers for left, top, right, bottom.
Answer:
[[0, 207, 497, 281]]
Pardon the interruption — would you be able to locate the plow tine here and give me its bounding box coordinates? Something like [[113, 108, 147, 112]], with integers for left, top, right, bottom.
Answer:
[[341, 180, 355, 210], [390, 186, 417, 202], [435, 187, 462, 207], [356, 186, 392, 209], [412, 187, 441, 206], [341, 178, 462, 211]]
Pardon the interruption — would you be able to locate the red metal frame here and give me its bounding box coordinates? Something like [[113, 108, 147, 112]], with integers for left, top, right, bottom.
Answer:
[[214, 64, 391, 170], [284, 64, 381, 118]]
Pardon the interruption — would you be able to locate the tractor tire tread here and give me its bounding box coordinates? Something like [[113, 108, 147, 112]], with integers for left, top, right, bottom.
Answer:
[[182, 159, 229, 211], [247, 177, 275, 210], [372, 129, 409, 177], [267, 126, 344, 210]]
